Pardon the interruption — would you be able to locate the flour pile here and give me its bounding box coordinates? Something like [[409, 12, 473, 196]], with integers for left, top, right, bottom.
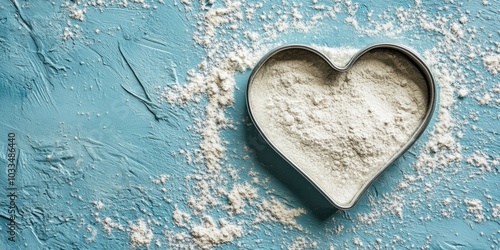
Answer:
[[249, 48, 429, 206]]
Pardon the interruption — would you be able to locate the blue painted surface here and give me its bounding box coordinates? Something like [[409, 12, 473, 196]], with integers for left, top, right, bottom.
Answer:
[[0, 0, 499, 249]]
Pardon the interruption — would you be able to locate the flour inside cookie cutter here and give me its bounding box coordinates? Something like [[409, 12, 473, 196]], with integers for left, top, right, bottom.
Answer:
[[246, 43, 436, 210]]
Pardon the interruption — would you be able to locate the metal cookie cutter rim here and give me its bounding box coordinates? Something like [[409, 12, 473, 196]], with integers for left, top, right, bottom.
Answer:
[[246, 43, 437, 210]]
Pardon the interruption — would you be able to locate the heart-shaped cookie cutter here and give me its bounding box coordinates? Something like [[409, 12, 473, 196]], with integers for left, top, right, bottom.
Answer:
[[246, 43, 436, 210]]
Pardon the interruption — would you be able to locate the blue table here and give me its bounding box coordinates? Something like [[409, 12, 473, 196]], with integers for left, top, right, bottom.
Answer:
[[1, 0, 499, 248]]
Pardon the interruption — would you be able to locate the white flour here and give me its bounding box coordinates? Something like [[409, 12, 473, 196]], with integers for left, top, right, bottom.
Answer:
[[254, 197, 306, 230], [464, 198, 484, 222], [483, 54, 500, 75], [128, 219, 154, 247], [190, 216, 243, 249], [249, 48, 428, 206]]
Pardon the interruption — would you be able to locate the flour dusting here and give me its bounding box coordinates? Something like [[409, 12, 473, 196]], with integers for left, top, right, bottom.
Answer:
[[128, 219, 154, 247], [16, 0, 499, 248], [190, 216, 243, 249], [483, 54, 500, 75], [464, 198, 484, 223], [255, 198, 306, 230]]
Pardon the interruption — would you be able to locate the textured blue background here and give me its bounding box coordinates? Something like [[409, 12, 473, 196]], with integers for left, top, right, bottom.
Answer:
[[1, 0, 499, 249]]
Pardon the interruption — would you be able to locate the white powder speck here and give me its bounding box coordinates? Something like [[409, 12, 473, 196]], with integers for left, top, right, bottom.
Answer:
[[353, 237, 364, 246], [128, 219, 154, 247], [227, 183, 258, 214], [287, 237, 318, 250], [357, 193, 405, 226], [86, 226, 97, 243], [450, 23, 464, 38], [334, 225, 344, 235], [483, 54, 500, 75], [244, 31, 260, 41], [190, 216, 242, 249], [69, 8, 86, 21], [62, 27, 76, 41], [458, 88, 469, 98], [255, 198, 306, 229], [444, 197, 452, 206], [173, 205, 191, 227], [492, 204, 500, 218], [99, 217, 124, 234], [91, 201, 104, 210], [466, 152, 492, 172], [464, 199, 484, 223], [152, 174, 169, 184], [459, 15, 468, 24], [478, 93, 492, 105]]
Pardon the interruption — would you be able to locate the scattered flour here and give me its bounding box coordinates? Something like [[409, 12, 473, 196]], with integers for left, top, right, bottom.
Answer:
[[457, 88, 469, 98], [86, 226, 98, 243], [357, 193, 405, 225], [62, 26, 77, 41], [466, 152, 494, 172], [59, 0, 158, 40], [249, 48, 429, 206], [483, 54, 500, 75], [172, 205, 191, 227], [69, 7, 86, 21], [353, 237, 364, 247], [98, 217, 124, 234], [492, 204, 500, 219], [477, 93, 492, 105], [160, 0, 498, 243], [151, 174, 169, 185], [50, 0, 500, 248], [255, 198, 306, 229], [190, 216, 243, 249], [287, 237, 318, 250], [227, 183, 258, 214], [128, 218, 154, 247], [91, 201, 104, 210], [464, 198, 484, 223]]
